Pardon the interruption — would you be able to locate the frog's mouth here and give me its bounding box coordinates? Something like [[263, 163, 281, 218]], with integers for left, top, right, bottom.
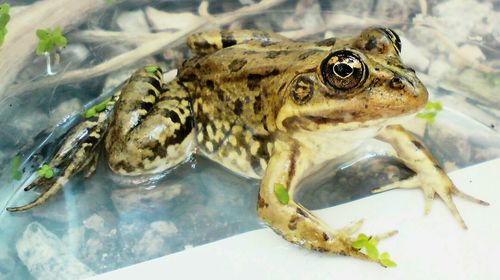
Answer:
[[279, 105, 421, 132]]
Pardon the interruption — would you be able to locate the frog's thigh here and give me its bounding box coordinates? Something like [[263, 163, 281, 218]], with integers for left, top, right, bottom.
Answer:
[[257, 142, 376, 260], [106, 80, 194, 176], [186, 30, 288, 55]]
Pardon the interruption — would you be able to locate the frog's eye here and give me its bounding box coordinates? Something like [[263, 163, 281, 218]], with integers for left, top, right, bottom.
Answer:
[[321, 50, 367, 90]]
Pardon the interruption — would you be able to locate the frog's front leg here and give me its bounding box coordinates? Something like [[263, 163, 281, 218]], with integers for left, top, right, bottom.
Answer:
[[257, 140, 395, 263], [374, 125, 489, 229]]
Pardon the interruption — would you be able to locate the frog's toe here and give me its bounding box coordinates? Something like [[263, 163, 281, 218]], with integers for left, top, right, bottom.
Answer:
[[7, 173, 66, 212]]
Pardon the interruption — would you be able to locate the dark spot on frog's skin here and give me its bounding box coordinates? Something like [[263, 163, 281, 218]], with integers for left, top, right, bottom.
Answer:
[[247, 74, 264, 90], [315, 37, 336, 47], [148, 77, 162, 91], [433, 163, 443, 170], [147, 140, 167, 159], [257, 193, 268, 208], [253, 95, 262, 113], [243, 50, 258, 55], [286, 146, 298, 187], [288, 216, 299, 230], [490, 124, 495, 129], [298, 49, 322, 60], [195, 63, 201, 69], [322, 232, 330, 241], [233, 99, 243, 115], [266, 50, 290, 59], [228, 58, 247, 72], [251, 155, 264, 175], [206, 80, 215, 90], [365, 36, 377, 51], [296, 207, 308, 218], [138, 101, 154, 113], [221, 31, 237, 48], [115, 161, 136, 173], [147, 89, 159, 98], [312, 246, 327, 253], [193, 39, 215, 50], [217, 90, 225, 102], [411, 140, 424, 149], [163, 115, 194, 145], [291, 76, 314, 104]]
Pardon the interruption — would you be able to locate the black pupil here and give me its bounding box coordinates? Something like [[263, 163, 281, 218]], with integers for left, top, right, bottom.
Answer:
[[333, 63, 353, 78]]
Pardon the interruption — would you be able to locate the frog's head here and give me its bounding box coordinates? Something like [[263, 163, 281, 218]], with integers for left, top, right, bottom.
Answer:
[[276, 27, 428, 131]]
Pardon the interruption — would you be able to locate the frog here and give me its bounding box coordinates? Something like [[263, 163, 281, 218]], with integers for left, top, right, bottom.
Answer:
[[7, 27, 487, 265]]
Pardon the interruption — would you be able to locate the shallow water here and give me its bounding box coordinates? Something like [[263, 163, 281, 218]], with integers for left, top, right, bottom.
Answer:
[[1, 0, 499, 278]]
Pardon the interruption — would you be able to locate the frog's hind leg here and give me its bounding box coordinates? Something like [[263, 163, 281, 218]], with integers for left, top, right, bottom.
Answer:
[[7, 92, 119, 212], [105, 68, 195, 176], [186, 30, 288, 55]]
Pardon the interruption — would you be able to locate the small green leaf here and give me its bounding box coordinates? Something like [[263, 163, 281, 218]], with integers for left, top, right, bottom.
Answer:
[[36, 164, 54, 179], [11, 156, 22, 181], [144, 66, 159, 73], [0, 13, 9, 27], [365, 242, 379, 260], [12, 155, 20, 169], [84, 108, 96, 118], [44, 167, 54, 179], [0, 3, 10, 15], [35, 27, 68, 55], [273, 183, 289, 205], [12, 170, 22, 181], [368, 237, 378, 246], [36, 29, 50, 40], [380, 252, 397, 267], [352, 239, 367, 250], [84, 97, 112, 118], [106, 0, 114, 5], [357, 233, 369, 241]]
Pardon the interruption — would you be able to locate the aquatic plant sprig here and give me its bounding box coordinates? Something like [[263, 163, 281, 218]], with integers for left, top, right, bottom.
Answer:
[[0, 3, 10, 48], [11, 156, 22, 181], [416, 101, 442, 123], [36, 164, 54, 179], [83, 97, 112, 118], [35, 26, 68, 56], [352, 233, 396, 267]]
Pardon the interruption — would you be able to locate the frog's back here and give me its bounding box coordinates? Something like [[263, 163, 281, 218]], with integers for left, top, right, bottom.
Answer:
[[177, 37, 331, 178]]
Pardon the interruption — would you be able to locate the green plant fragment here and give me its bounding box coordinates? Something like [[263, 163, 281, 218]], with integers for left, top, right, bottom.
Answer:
[[273, 183, 289, 205], [380, 252, 397, 267], [84, 97, 111, 118], [35, 26, 68, 55], [11, 156, 22, 180], [0, 13, 9, 27], [0, 4, 9, 48], [352, 239, 366, 249], [36, 164, 54, 179], [365, 242, 379, 260], [0, 3, 10, 14], [84, 108, 96, 118], [144, 66, 159, 73]]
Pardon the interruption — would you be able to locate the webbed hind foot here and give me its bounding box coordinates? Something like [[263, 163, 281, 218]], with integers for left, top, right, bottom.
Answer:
[[7, 94, 117, 212]]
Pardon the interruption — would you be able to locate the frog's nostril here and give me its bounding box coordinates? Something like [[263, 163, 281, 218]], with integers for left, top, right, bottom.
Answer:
[[389, 77, 405, 89]]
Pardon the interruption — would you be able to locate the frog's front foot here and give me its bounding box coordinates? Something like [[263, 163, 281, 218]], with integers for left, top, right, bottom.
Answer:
[[375, 125, 489, 229]]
